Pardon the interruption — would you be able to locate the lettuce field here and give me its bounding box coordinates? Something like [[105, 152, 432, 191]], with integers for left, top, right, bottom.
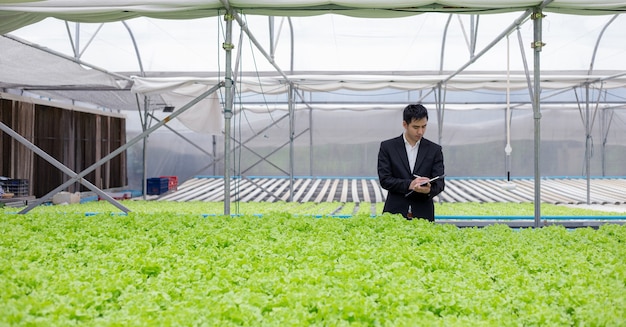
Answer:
[[1, 201, 626, 325]]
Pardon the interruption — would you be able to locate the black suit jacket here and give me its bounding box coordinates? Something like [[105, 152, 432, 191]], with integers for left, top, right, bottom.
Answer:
[[377, 135, 445, 221]]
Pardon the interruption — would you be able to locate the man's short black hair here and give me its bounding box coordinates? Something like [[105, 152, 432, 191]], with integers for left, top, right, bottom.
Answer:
[[403, 104, 429, 124]]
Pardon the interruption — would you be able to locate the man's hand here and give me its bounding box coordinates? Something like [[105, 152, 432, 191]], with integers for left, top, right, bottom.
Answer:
[[409, 176, 431, 194]]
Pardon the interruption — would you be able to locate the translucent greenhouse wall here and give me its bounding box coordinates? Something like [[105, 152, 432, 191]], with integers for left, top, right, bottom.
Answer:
[[126, 97, 626, 189]]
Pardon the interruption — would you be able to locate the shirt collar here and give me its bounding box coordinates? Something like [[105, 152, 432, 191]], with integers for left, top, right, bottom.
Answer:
[[403, 133, 420, 149]]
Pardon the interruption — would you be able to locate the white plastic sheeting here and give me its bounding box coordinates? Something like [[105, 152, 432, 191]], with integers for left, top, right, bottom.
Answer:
[[128, 72, 626, 134], [2, 0, 626, 35], [159, 85, 223, 135], [131, 73, 626, 96], [0, 35, 125, 89]]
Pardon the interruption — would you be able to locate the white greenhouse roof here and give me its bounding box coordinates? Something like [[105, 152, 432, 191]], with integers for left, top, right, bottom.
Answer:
[[2, 0, 626, 35], [3, 1, 626, 96]]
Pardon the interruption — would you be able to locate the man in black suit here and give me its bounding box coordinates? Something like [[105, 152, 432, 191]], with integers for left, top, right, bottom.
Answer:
[[377, 104, 445, 221]]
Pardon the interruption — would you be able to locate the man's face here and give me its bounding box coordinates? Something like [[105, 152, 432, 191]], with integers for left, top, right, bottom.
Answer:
[[403, 117, 427, 145]]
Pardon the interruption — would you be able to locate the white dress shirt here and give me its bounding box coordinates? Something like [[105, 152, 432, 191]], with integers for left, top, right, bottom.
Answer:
[[403, 133, 420, 174]]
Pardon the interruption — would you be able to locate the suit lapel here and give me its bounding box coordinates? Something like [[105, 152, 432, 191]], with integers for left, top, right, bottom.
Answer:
[[414, 139, 428, 174], [394, 135, 411, 175]]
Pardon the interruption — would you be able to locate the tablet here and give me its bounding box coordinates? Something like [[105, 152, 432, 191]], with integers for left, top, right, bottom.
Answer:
[[405, 174, 446, 197], [416, 174, 446, 186]]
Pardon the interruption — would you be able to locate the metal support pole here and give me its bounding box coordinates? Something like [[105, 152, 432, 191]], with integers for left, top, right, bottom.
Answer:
[[585, 85, 591, 204], [309, 93, 314, 176], [223, 11, 234, 215], [435, 84, 445, 146], [142, 98, 149, 199], [288, 83, 295, 201], [584, 14, 618, 203], [223, 12, 235, 214], [532, 8, 545, 227]]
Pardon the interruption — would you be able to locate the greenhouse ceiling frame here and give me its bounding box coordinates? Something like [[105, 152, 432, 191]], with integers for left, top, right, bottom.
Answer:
[[216, 0, 554, 224], [2, 1, 626, 227]]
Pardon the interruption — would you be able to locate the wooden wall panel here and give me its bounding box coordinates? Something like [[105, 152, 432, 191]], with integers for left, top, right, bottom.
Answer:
[[13, 102, 35, 195], [16, 101, 127, 197], [96, 115, 104, 189], [1, 99, 35, 195], [109, 115, 127, 188], [0, 99, 12, 175], [76, 112, 95, 192], [34, 105, 65, 196], [0, 97, 128, 198]]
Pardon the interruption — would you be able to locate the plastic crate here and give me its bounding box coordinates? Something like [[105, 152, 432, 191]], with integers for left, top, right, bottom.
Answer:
[[147, 177, 169, 195], [4, 179, 29, 197], [160, 176, 178, 191]]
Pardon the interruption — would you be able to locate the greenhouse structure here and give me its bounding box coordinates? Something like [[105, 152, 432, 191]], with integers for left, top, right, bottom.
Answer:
[[1, 1, 626, 227]]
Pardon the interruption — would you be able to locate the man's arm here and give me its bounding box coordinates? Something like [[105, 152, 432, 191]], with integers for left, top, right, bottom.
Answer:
[[428, 145, 445, 197], [377, 140, 411, 194]]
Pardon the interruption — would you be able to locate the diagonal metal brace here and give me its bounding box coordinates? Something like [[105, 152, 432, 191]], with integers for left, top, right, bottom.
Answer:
[[0, 121, 130, 212], [18, 82, 224, 214]]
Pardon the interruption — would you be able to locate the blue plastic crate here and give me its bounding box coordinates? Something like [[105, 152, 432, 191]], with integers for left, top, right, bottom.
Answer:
[[4, 179, 29, 197], [147, 177, 169, 195]]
